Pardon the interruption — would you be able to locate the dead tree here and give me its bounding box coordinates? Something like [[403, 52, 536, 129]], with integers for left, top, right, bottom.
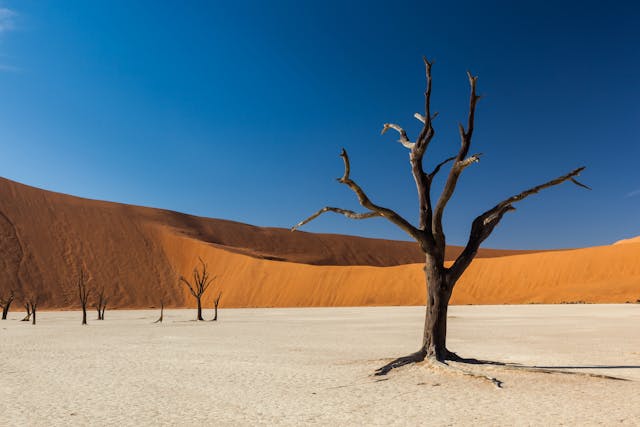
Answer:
[[77, 269, 91, 325], [21, 301, 31, 322], [154, 279, 176, 324], [0, 289, 15, 320], [211, 291, 222, 321], [24, 294, 40, 325], [94, 286, 108, 320], [154, 299, 165, 323], [180, 258, 215, 321], [293, 58, 588, 376]]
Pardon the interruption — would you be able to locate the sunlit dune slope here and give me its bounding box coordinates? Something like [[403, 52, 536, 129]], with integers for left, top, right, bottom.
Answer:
[[614, 236, 640, 245], [0, 177, 638, 308]]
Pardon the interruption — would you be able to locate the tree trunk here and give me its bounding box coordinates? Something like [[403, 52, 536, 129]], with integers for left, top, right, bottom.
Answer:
[[82, 306, 87, 325], [155, 301, 164, 323], [1, 300, 11, 319], [421, 256, 452, 361], [22, 304, 31, 322], [32, 308, 37, 325], [213, 302, 218, 321], [196, 297, 203, 321], [100, 306, 106, 320]]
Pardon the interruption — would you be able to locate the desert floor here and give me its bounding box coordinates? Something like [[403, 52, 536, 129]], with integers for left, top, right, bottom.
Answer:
[[1, 305, 639, 426]]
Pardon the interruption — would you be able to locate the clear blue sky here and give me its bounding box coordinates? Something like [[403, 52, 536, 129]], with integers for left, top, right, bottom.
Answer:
[[0, 1, 638, 249]]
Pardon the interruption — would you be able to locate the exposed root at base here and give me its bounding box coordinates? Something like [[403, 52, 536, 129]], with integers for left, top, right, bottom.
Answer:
[[375, 349, 629, 387], [374, 350, 426, 376]]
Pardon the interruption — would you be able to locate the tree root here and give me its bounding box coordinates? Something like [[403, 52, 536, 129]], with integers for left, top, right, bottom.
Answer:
[[374, 350, 426, 376], [375, 348, 629, 387]]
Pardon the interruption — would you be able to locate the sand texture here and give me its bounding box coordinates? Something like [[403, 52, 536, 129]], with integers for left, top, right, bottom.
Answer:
[[0, 176, 639, 308], [0, 305, 638, 426]]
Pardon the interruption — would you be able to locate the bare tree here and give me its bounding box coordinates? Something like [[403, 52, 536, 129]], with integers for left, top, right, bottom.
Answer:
[[24, 293, 40, 325], [21, 301, 31, 322], [154, 298, 165, 323], [77, 269, 91, 325], [293, 58, 588, 376], [180, 258, 215, 321], [154, 278, 176, 324], [211, 291, 222, 321], [94, 286, 108, 320], [0, 289, 15, 320], [154, 285, 167, 324]]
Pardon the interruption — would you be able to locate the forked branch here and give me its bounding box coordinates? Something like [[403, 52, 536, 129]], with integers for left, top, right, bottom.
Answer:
[[428, 156, 456, 180], [448, 167, 588, 282], [180, 257, 215, 298], [293, 149, 424, 243], [432, 71, 481, 248], [406, 58, 437, 233], [381, 123, 414, 149]]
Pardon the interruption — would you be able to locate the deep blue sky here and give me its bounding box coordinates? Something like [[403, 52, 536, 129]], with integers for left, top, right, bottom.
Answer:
[[0, 1, 638, 249]]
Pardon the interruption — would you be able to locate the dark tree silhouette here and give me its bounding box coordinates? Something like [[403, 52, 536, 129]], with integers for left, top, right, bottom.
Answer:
[[0, 289, 14, 320], [77, 269, 91, 325], [293, 58, 588, 378], [211, 291, 222, 321], [180, 258, 215, 321], [154, 299, 165, 324], [94, 286, 108, 320], [21, 301, 31, 322], [24, 293, 40, 325]]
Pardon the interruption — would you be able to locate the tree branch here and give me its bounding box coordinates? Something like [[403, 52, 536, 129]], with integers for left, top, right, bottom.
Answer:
[[291, 207, 380, 231], [415, 57, 435, 149], [202, 275, 216, 294], [432, 71, 481, 250], [448, 167, 588, 283], [414, 112, 439, 124], [381, 123, 414, 149], [293, 149, 424, 244], [411, 57, 437, 236], [179, 276, 198, 298], [428, 156, 457, 180]]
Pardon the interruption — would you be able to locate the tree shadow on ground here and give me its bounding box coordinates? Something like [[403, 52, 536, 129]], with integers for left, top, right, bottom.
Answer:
[[449, 353, 640, 371]]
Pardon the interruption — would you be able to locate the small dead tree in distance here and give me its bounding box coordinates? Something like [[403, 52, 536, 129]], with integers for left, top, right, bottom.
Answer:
[[211, 291, 222, 321], [24, 293, 40, 325], [21, 301, 31, 322], [180, 257, 215, 321], [0, 289, 15, 320], [154, 277, 177, 324], [154, 298, 165, 323], [77, 269, 91, 325], [95, 286, 108, 320], [293, 58, 588, 377]]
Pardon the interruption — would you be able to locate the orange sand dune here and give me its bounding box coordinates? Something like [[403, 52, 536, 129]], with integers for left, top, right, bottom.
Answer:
[[614, 235, 640, 245], [0, 177, 638, 308]]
